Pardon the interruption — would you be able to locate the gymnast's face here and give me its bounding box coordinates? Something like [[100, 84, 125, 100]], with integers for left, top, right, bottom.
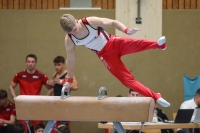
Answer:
[[26, 57, 37, 71], [195, 94, 200, 107], [35, 128, 44, 133], [54, 62, 65, 73], [69, 21, 79, 35], [0, 98, 7, 107], [128, 91, 140, 97]]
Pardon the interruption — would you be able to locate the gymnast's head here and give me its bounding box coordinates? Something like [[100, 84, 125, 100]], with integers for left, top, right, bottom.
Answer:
[[13, 123, 25, 133], [26, 54, 37, 71], [60, 14, 77, 34], [194, 88, 200, 107], [53, 56, 65, 73], [35, 123, 45, 133], [0, 89, 8, 107], [58, 124, 70, 133], [128, 89, 140, 97]]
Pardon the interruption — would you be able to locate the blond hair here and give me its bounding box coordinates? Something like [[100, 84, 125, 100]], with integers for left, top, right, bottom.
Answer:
[[60, 14, 76, 33]]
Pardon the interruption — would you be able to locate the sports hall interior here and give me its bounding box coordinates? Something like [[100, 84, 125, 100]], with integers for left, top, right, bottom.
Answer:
[[0, 0, 200, 133]]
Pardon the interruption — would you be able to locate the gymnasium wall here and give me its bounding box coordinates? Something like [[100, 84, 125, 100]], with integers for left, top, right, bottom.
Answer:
[[0, 9, 200, 133], [115, 0, 162, 40], [1, 0, 200, 9]]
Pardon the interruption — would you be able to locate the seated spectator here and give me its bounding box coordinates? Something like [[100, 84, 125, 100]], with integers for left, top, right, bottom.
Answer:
[[178, 88, 200, 133], [128, 89, 140, 97], [13, 123, 25, 133], [58, 124, 70, 133], [35, 123, 45, 133], [180, 88, 200, 109], [0, 89, 16, 133]]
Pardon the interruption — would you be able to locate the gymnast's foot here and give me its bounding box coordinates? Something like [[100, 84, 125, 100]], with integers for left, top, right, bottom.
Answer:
[[156, 98, 170, 107], [157, 36, 166, 50]]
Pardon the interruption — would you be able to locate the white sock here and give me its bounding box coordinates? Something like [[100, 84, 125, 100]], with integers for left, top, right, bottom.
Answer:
[[156, 98, 170, 107], [162, 46, 167, 50], [157, 36, 166, 46]]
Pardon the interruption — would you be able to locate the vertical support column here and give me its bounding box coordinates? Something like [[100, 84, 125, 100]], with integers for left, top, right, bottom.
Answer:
[[113, 122, 126, 133], [43, 120, 57, 133], [115, 0, 162, 40], [25, 120, 31, 133]]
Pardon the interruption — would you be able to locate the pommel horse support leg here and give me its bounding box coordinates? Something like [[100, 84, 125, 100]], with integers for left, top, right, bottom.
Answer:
[[15, 87, 155, 133]]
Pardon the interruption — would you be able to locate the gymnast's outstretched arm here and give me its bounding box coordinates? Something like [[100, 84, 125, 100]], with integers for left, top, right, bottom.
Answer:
[[87, 17, 140, 35], [62, 35, 76, 90]]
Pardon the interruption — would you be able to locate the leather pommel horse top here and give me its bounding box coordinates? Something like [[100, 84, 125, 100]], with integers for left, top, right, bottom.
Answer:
[[15, 95, 154, 122]]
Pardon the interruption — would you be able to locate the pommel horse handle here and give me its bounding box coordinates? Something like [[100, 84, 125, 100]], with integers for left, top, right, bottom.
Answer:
[[97, 87, 107, 100], [60, 86, 70, 99], [60, 86, 107, 100]]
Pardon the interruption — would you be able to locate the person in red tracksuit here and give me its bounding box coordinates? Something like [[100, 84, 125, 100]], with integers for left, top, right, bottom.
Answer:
[[9, 54, 52, 133], [59, 14, 170, 107], [0, 89, 16, 133]]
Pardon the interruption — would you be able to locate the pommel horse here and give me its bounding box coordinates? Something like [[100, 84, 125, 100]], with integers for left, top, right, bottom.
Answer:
[[15, 87, 155, 133]]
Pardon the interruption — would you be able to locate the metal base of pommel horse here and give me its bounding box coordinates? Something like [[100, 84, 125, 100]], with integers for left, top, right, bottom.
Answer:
[[110, 122, 145, 133], [97, 87, 145, 133], [25, 87, 146, 133], [42, 87, 71, 133], [25, 118, 63, 133], [25, 87, 71, 133]]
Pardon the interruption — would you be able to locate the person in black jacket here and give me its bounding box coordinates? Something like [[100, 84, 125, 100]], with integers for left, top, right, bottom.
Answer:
[[155, 103, 174, 133]]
